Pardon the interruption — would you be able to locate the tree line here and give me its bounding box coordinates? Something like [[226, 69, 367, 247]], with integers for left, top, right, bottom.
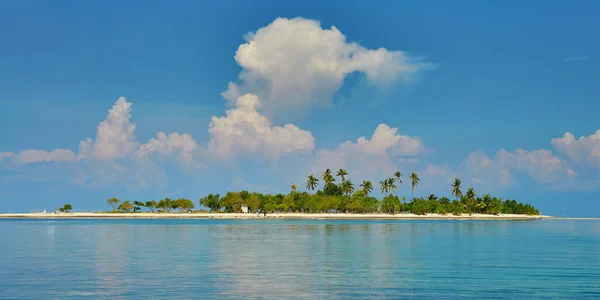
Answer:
[[103, 168, 540, 215], [105, 198, 195, 213]]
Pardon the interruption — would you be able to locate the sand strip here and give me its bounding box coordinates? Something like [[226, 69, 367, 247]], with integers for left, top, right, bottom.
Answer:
[[0, 212, 552, 220]]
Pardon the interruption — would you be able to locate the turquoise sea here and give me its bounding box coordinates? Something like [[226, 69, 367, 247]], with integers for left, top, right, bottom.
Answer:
[[1, 219, 599, 299]]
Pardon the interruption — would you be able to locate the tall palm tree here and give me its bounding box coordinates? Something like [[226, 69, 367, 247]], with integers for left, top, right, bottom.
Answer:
[[387, 177, 398, 194], [360, 180, 373, 195], [322, 169, 335, 188], [379, 180, 389, 194], [393, 171, 402, 194], [337, 169, 348, 183], [306, 175, 319, 191], [341, 180, 355, 195], [451, 178, 462, 201], [291, 183, 298, 193], [409, 172, 420, 200], [466, 188, 477, 205]]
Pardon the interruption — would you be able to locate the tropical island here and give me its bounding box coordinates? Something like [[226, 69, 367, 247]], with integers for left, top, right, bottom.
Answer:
[[0, 169, 548, 220]]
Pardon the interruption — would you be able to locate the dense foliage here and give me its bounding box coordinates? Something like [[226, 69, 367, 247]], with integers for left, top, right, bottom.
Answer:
[[105, 168, 540, 216], [197, 191, 539, 215]]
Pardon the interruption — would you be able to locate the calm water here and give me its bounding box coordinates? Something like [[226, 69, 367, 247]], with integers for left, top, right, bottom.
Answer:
[[1, 219, 599, 299]]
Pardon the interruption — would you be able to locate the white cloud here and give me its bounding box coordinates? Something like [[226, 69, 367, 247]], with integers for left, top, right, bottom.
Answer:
[[76, 97, 198, 166], [509, 149, 576, 182], [423, 164, 452, 177], [460, 150, 512, 186], [551, 130, 600, 167], [16, 149, 78, 163], [461, 148, 576, 186], [223, 17, 433, 113], [1, 149, 77, 164], [208, 93, 315, 158], [311, 124, 423, 179], [135, 132, 197, 164], [352, 124, 423, 156], [78, 97, 138, 160], [0, 96, 200, 188]]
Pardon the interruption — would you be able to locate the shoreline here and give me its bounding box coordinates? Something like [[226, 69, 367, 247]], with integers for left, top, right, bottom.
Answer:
[[0, 212, 552, 220]]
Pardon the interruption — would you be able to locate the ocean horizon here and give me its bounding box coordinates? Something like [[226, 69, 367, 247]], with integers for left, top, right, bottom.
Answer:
[[1, 219, 599, 299]]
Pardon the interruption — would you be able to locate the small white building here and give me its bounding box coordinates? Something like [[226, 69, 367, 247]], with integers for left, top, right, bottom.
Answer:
[[241, 205, 249, 213]]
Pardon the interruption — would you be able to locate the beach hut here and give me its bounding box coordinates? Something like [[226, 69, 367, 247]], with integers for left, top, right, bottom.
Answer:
[[241, 205, 249, 213]]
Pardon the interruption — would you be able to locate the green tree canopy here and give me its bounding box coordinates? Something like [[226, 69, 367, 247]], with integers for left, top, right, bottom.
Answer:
[[156, 198, 173, 212], [118, 201, 134, 212], [200, 194, 221, 212], [58, 204, 72, 213], [107, 197, 120, 211], [145, 200, 157, 212], [174, 198, 195, 212]]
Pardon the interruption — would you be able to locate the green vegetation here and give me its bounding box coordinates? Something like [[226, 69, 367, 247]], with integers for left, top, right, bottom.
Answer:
[[58, 204, 72, 213], [103, 169, 540, 216], [106, 197, 120, 211], [104, 197, 195, 213]]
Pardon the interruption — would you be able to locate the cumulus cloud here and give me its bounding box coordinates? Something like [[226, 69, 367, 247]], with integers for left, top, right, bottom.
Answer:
[[223, 17, 433, 113], [74, 97, 197, 166], [0, 97, 199, 188], [135, 132, 197, 164], [311, 124, 423, 179], [78, 97, 138, 160], [551, 129, 600, 167], [461, 148, 576, 186], [208, 93, 315, 158], [461, 150, 513, 186]]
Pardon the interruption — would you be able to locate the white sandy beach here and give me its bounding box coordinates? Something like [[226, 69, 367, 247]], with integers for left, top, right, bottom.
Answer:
[[0, 212, 552, 220]]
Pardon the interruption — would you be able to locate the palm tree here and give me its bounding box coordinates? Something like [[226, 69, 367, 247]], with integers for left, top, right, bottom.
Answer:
[[379, 180, 389, 194], [439, 197, 450, 204], [341, 180, 355, 195], [306, 175, 319, 191], [409, 172, 420, 200], [291, 183, 298, 193], [482, 193, 492, 204], [387, 177, 398, 194], [451, 178, 462, 201], [360, 180, 373, 195], [394, 171, 402, 194], [337, 169, 348, 183], [322, 169, 335, 188], [466, 188, 477, 205]]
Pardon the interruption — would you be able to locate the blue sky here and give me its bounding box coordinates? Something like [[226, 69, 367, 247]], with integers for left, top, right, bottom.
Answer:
[[1, 0, 599, 216]]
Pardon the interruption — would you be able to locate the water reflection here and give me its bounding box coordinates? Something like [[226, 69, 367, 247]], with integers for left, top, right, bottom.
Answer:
[[1, 219, 599, 299], [46, 222, 55, 238]]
